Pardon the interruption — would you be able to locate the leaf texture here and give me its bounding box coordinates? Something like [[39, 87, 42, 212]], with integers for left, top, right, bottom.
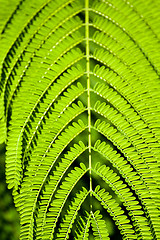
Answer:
[[0, 0, 160, 239]]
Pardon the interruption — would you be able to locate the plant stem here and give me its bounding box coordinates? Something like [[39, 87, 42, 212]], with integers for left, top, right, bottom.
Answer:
[[85, 0, 92, 207]]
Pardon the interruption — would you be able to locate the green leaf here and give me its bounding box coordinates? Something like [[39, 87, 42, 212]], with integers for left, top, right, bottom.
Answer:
[[0, 0, 160, 239]]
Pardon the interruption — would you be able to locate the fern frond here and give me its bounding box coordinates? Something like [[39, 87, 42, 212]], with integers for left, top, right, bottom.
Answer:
[[93, 186, 136, 240], [94, 99, 160, 183], [93, 140, 160, 238], [6, 60, 85, 190], [91, 210, 110, 240], [16, 120, 86, 239], [75, 211, 91, 240], [93, 163, 152, 239], [94, 119, 160, 193], [40, 164, 88, 240], [56, 187, 89, 240], [36, 141, 87, 238], [1, 0, 160, 239]]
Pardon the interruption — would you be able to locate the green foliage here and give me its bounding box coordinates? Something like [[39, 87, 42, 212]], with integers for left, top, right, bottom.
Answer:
[[0, 144, 20, 240], [0, 0, 160, 239]]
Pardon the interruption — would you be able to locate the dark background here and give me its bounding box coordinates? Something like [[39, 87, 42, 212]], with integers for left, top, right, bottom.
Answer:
[[0, 144, 19, 240]]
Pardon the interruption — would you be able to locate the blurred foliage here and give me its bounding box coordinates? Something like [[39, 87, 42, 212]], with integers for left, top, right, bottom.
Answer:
[[0, 144, 19, 240]]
